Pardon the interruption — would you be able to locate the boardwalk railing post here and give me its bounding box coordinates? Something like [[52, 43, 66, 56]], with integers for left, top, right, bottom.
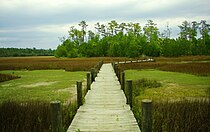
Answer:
[[77, 81, 83, 108], [91, 68, 95, 83], [126, 80, 133, 109], [121, 72, 125, 91], [116, 66, 120, 80], [99, 60, 103, 69], [87, 72, 91, 91], [113, 62, 116, 72], [50, 101, 62, 132], [142, 99, 152, 132]]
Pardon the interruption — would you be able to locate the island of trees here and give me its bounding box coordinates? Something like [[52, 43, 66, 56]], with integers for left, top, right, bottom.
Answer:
[[55, 20, 210, 58]]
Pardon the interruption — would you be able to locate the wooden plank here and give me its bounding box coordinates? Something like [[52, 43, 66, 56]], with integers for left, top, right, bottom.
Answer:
[[67, 63, 140, 132]]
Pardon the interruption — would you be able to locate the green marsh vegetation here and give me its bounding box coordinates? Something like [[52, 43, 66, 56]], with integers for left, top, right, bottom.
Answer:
[[122, 57, 210, 131]]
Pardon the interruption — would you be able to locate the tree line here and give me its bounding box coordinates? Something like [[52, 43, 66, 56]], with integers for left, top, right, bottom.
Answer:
[[0, 48, 55, 57], [55, 20, 210, 57]]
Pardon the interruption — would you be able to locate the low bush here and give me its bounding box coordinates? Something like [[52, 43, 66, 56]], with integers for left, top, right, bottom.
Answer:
[[132, 78, 162, 97], [0, 73, 20, 82]]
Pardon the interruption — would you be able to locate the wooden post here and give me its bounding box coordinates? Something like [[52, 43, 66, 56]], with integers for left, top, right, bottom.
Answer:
[[77, 81, 82, 108], [126, 80, 133, 109], [118, 69, 121, 81], [91, 68, 95, 83], [142, 99, 152, 132], [87, 72, 91, 91], [99, 61, 103, 69], [115, 65, 118, 77], [112, 62, 114, 67], [50, 101, 62, 132], [113, 63, 116, 72], [121, 72, 125, 91]]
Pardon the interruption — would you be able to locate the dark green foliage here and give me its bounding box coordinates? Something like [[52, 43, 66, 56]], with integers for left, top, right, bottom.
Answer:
[[55, 39, 78, 58], [0, 101, 77, 132], [55, 20, 210, 58], [0, 48, 55, 57], [0, 73, 20, 82]]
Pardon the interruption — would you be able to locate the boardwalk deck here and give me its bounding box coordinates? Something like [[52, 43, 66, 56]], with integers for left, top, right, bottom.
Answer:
[[67, 63, 140, 132]]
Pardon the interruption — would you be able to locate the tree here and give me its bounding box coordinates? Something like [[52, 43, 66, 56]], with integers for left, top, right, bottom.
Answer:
[[161, 22, 172, 39], [199, 20, 210, 54], [88, 30, 95, 41], [55, 19, 210, 58], [68, 26, 83, 46], [178, 21, 190, 40], [78, 20, 88, 42], [108, 20, 119, 36], [119, 22, 126, 34], [55, 44, 67, 57], [143, 20, 159, 42]]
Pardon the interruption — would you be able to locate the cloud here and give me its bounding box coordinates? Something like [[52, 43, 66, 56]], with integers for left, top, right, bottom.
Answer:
[[0, 0, 210, 49]]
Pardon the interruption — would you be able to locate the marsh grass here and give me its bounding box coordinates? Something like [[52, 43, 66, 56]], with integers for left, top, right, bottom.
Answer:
[[0, 100, 77, 132], [0, 57, 127, 71], [119, 56, 210, 76], [129, 76, 209, 131], [131, 79, 210, 131], [132, 98, 210, 132]]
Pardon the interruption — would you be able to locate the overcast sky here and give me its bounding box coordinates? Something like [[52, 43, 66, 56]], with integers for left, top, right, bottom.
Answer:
[[0, 0, 210, 49]]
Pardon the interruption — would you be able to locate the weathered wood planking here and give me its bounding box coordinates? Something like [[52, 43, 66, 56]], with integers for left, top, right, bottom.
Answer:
[[67, 63, 140, 132]]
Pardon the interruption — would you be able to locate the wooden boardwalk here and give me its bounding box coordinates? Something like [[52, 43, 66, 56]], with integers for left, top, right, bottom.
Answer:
[[67, 63, 140, 132]]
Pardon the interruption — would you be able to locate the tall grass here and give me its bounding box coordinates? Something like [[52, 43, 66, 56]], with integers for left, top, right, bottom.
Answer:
[[0, 100, 77, 132], [0, 57, 127, 71], [153, 100, 210, 132], [131, 79, 210, 132]]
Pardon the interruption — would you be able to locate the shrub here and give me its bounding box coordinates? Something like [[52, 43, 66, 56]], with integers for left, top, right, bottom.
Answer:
[[0, 73, 20, 82], [132, 78, 161, 96]]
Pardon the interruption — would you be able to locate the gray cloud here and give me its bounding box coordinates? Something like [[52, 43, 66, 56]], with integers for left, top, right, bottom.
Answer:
[[0, 0, 210, 49]]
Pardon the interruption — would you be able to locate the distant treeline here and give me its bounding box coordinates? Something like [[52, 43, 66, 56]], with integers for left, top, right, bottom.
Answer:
[[0, 48, 55, 57], [55, 20, 210, 58]]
